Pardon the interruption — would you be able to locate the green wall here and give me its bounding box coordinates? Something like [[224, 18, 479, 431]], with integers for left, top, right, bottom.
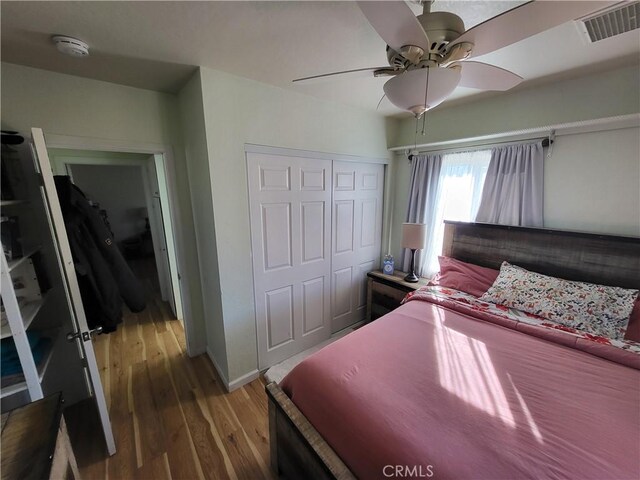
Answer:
[[177, 71, 228, 378], [388, 65, 640, 264], [0, 62, 207, 354], [391, 65, 640, 148], [195, 67, 397, 383]]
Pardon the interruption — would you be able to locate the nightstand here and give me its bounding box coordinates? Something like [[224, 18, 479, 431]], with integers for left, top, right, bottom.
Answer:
[[366, 270, 430, 322]]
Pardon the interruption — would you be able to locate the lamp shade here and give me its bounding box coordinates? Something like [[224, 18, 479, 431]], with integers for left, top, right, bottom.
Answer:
[[401, 223, 427, 250], [384, 67, 461, 117]]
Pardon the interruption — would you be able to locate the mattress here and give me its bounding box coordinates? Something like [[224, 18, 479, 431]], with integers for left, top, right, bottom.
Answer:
[[281, 289, 640, 479]]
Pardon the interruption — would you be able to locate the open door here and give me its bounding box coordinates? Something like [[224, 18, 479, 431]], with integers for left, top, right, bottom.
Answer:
[[144, 155, 182, 320], [30, 128, 116, 455]]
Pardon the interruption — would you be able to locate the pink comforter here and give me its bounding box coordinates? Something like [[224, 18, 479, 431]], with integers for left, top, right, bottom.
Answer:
[[281, 300, 640, 479]]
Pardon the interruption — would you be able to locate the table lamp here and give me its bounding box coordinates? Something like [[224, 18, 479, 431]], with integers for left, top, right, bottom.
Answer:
[[402, 223, 427, 283]]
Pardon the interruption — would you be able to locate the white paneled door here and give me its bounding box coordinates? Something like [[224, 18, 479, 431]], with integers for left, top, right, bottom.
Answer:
[[248, 153, 332, 369], [31, 128, 116, 454], [331, 162, 384, 333]]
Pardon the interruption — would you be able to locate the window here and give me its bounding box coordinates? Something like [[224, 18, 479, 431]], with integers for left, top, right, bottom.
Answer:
[[422, 149, 491, 275]]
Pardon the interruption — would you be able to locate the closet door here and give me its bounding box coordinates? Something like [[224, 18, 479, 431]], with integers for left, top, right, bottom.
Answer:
[[31, 128, 116, 455], [332, 162, 384, 333], [248, 153, 332, 369]]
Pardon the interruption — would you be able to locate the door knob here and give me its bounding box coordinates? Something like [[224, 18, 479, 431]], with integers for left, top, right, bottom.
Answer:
[[66, 326, 103, 342]]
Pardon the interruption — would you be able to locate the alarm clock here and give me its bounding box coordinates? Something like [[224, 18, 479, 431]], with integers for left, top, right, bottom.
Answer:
[[382, 254, 394, 275]]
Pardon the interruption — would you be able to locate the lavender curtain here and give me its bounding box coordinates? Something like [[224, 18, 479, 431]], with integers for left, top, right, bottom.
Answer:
[[475, 141, 544, 227], [400, 154, 442, 275]]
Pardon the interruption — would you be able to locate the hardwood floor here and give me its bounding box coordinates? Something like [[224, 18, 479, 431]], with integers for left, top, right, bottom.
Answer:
[[66, 258, 275, 479]]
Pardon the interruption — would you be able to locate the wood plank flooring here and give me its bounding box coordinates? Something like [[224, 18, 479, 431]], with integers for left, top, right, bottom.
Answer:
[[66, 259, 275, 479]]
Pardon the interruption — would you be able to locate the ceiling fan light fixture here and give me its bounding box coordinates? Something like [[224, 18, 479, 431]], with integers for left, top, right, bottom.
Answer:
[[383, 67, 461, 117]]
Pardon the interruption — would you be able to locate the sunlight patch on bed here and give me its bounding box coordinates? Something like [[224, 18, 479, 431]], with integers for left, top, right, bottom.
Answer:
[[434, 310, 514, 427], [507, 374, 544, 444]]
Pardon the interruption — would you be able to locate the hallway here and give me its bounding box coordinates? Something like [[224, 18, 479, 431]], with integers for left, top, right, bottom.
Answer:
[[67, 260, 274, 479]]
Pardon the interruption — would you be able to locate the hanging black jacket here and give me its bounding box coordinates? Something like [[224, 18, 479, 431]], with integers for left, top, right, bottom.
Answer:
[[54, 176, 146, 332]]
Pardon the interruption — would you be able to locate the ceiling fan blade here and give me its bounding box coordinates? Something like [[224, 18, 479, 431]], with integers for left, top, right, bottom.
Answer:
[[453, 62, 523, 91], [357, 1, 430, 54], [448, 1, 615, 58], [292, 67, 391, 84]]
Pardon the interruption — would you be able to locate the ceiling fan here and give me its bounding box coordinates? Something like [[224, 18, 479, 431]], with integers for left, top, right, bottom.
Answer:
[[293, 0, 614, 117]]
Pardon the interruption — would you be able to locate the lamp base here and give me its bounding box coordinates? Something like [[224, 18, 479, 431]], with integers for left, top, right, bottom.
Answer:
[[404, 272, 419, 283], [404, 248, 420, 283]]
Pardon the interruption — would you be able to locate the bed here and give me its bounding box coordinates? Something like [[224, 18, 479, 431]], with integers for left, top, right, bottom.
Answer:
[[266, 221, 640, 480]]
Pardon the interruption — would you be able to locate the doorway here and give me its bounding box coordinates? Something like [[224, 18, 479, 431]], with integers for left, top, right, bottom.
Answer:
[[48, 149, 184, 322]]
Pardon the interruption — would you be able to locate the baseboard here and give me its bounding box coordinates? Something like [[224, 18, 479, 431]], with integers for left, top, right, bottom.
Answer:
[[206, 325, 356, 393], [228, 369, 260, 391], [206, 347, 230, 391], [205, 348, 260, 392]]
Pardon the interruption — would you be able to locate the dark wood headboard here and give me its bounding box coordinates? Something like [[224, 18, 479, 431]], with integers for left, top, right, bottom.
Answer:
[[442, 221, 640, 290]]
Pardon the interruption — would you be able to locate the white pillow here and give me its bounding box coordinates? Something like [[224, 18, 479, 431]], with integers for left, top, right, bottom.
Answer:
[[480, 262, 638, 340]]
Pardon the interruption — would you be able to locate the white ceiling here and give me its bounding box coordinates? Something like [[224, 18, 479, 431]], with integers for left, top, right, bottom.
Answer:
[[1, 1, 639, 117]]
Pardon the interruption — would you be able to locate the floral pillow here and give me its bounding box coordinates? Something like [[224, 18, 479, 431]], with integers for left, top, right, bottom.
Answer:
[[480, 262, 639, 340]]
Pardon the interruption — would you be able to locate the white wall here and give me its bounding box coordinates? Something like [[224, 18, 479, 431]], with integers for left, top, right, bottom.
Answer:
[[388, 66, 640, 262], [0, 62, 207, 353], [194, 67, 396, 383]]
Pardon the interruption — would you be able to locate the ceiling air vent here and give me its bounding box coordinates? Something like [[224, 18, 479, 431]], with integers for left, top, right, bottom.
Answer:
[[580, 1, 639, 42]]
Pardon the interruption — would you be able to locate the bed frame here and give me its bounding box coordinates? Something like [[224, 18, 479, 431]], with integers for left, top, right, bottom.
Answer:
[[266, 221, 640, 479]]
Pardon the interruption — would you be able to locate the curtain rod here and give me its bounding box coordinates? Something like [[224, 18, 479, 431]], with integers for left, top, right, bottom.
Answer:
[[392, 113, 639, 156], [406, 136, 552, 160]]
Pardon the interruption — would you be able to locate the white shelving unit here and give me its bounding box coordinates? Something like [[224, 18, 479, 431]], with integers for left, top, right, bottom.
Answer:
[[0, 199, 27, 207], [0, 329, 58, 399], [7, 245, 41, 272], [0, 238, 50, 401], [1, 138, 53, 405], [0, 295, 47, 339]]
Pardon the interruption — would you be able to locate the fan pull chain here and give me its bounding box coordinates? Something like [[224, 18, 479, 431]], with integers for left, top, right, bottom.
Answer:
[[411, 66, 431, 155], [421, 110, 427, 136], [421, 67, 430, 136]]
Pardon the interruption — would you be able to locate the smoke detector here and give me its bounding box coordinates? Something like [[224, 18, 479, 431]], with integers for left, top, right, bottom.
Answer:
[[52, 35, 89, 57]]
